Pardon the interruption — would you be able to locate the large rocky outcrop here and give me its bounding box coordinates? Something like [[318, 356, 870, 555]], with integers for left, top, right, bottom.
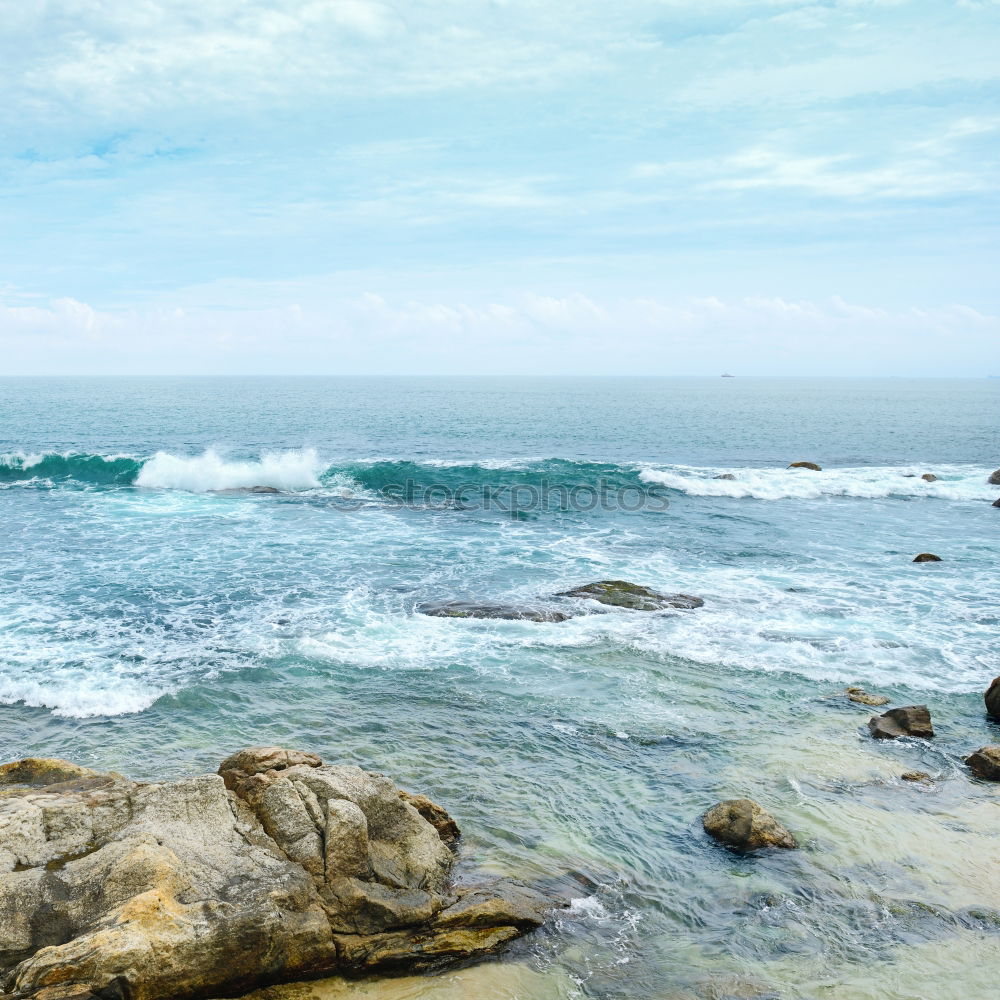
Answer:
[[0, 749, 551, 1000], [555, 581, 704, 611]]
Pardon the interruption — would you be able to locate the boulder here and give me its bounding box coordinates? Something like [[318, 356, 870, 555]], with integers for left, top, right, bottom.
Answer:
[[713, 474, 736, 481], [702, 799, 797, 852], [787, 462, 821, 471], [0, 748, 552, 1000], [417, 601, 571, 623], [985, 676, 1000, 719], [921, 474, 938, 483], [845, 686, 890, 707], [900, 771, 933, 783], [868, 705, 934, 740], [993, 498, 1000, 508], [989, 469, 1000, 486], [912, 553, 942, 563], [964, 746, 1000, 781], [555, 581, 704, 611]]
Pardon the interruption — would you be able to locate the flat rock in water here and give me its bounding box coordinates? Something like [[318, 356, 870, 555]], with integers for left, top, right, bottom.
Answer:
[[787, 462, 822, 471], [985, 676, 1000, 719], [0, 747, 553, 1000], [900, 771, 933, 783], [555, 580, 704, 611], [868, 705, 934, 740], [713, 473, 736, 480], [846, 686, 890, 707], [912, 553, 942, 563], [702, 798, 797, 852], [921, 474, 938, 482], [965, 746, 1000, 781], [418, 601, 572, 623]]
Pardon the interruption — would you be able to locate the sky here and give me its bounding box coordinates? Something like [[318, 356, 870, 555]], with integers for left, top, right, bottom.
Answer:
[[1, 0, 998, 375]]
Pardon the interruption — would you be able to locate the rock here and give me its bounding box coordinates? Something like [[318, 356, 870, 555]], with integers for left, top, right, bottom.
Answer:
[[868, 705, 934, 740], [900, 771, 933, 783], [912, 553, 942, 562], [211, 486, 282, 495], [845, 686, 890, 707], [921, 474, 938, 482], [964, 746, 1000, 781], [554, 581, 704, 611], [787, 462, 822, 471], [993, 498, 1000, 508], [0, 748, 552, 1000], [713, 473, 736, 481], [985, 676, 1000, 719], [989, 469, 1000, 486], [417, 601, 571, 623], [702, 799, 797, 852]]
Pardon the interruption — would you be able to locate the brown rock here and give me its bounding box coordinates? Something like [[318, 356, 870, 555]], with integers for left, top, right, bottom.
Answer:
[[701, 799, 797, 852], [0, 749, 551, 999], [921, 474, 938, 483], [989, 469, 1000, 486], [787, 462, 822, 471], [555, 580, 704, 611], [900, 771, 933, 783], [985, 676, 1000, 719], [912, 553, 942, 563], [868, 705, 934, 740], [846, 686, 890, 707], [965, 746, 1000, 781]]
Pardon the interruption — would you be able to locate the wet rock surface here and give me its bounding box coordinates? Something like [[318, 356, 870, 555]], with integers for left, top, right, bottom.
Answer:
[[868, 705, 935, 740], [702, 799, 797, 852], [964, 746, 1000, 781], [912, 553, 942, 563], [845, 687, 890, 707], [555, 580, 704, 611], [417, 601, 572, 622], [0, 748, 552, 1000], [787, 462, 822, 471], [985, 676, 1000, 719]]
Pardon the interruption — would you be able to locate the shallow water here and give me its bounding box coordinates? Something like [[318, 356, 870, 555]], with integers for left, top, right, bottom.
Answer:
[[1, 376, 999, 999]]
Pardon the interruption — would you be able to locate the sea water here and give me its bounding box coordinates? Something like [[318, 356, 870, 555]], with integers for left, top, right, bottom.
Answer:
[[1, 376, 998, 1000]]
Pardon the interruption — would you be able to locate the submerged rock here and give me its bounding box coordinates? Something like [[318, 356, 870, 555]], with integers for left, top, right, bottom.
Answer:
[[787, 462, 822, 471], [555, 581, 704, 611], [0, 747, 552, 1000], [900, 771, 933, 783], [713, 473, 736, 481], [985, 676, 1000, 719], [702, 799, 797, 852], [868, 705, 934, 740], [921, 474, 938, 483], [989, 469, 1000, 486], [912, 553, 942, 563], [846, 686, 890, 707], [964, 746, 1000, 781], [417, 601, 572, 623]]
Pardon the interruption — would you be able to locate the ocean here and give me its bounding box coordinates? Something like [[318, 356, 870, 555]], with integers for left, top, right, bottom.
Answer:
[[1, 376, 999, 1000]]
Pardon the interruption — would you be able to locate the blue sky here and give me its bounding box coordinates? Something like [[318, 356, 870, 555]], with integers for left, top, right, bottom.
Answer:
[[1, 0, 998, 374]]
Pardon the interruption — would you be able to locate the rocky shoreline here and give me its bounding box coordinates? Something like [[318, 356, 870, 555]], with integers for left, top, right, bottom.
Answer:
[[0, 748, 553, 1000]]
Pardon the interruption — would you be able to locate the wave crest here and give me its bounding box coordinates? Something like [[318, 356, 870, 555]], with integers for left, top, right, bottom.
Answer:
[[136, 448, 324, 492]]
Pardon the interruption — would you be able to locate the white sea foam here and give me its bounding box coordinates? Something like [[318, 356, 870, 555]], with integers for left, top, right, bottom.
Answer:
[[639, 464, 996, 502], [136, 448, 324, 492]]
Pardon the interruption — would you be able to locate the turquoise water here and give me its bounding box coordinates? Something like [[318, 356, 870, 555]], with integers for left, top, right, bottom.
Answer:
[[1, 377, 999, 999]]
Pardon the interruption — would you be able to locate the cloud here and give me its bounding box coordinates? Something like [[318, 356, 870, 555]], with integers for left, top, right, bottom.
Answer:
[[2, 291, 996, 376]]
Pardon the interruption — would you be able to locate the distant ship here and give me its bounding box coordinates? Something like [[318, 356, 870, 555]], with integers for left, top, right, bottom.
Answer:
[[721, 373, 735, 377]]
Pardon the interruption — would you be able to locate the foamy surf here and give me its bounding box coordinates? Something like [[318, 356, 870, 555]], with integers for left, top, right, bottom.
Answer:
[[639, 464, 997, 501], [135, 448, 325, 492]]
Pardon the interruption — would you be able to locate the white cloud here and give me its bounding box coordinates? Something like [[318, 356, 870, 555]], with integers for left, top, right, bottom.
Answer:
[[1, 291, 996, 376]]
